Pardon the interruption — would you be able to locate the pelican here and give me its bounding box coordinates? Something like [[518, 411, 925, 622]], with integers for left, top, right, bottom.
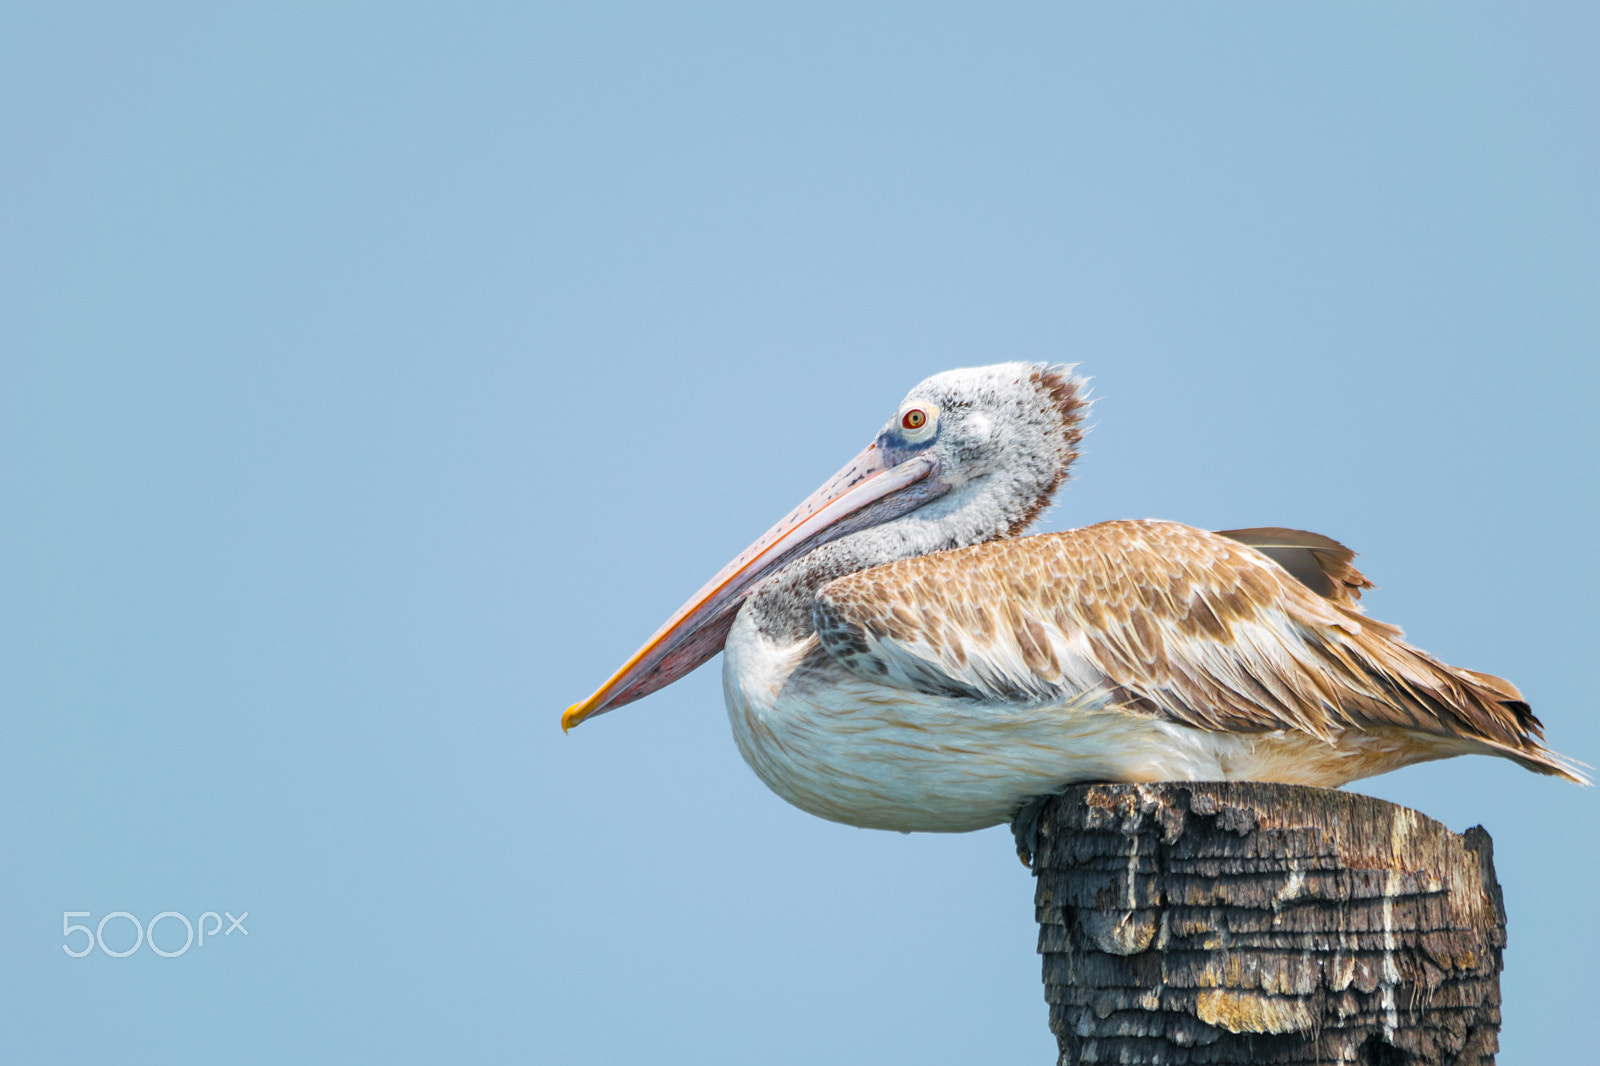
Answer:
[[564, 364, 1584, 835]]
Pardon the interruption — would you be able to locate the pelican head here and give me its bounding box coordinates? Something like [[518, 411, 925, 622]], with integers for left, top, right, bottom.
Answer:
[[563, 362, 1088, 729]]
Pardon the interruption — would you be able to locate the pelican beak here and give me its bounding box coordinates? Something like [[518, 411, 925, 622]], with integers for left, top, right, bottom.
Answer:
[[563, 442, 937, 730]]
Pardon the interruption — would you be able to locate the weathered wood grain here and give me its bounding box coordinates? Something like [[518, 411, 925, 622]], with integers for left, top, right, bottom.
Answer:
[[1032, 783, 1505, 1065]]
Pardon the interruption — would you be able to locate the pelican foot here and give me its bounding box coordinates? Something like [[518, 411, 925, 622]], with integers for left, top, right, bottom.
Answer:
[[1011, 793, 1058, 869]]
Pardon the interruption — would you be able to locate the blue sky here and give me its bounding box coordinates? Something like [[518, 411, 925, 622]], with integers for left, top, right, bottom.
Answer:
[[4, 5, 1597, 1063]]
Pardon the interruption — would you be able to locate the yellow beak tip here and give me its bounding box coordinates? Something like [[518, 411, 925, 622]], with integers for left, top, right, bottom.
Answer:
[[561, 703, 588, 732]]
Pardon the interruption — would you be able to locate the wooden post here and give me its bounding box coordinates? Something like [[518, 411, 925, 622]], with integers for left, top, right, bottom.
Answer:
[[1030, 783, 1506, 1066]]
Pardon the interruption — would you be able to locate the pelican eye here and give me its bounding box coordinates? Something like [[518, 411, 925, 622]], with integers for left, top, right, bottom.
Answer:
[[896, 402, 939, 443]]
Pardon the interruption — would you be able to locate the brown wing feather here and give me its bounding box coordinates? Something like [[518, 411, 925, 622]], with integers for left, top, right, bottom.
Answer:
[[1215, 526, 1374, 605], [813, 520, 1582, 781]]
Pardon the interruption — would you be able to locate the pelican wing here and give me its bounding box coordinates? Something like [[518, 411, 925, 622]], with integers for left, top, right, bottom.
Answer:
[[812, 519, 1578, 777]]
